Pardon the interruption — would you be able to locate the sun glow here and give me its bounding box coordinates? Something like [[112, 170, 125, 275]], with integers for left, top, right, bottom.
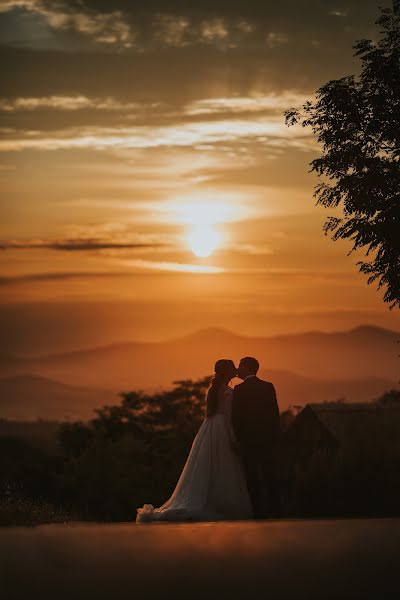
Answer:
[[187, 226, 221, 257], [166, 192, 247, 226], [161, 193, 246, 258]]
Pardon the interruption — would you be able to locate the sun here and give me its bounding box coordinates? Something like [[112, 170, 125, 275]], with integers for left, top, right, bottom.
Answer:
[[187, 226, 221, 258]]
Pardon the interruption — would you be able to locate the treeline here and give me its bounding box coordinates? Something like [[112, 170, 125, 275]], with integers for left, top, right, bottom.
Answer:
[[0, 378, 209, 524], [1, 380, 400, 525]]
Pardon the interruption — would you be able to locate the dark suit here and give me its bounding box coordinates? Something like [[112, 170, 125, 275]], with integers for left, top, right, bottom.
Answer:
[[232, 376, 280, 518]]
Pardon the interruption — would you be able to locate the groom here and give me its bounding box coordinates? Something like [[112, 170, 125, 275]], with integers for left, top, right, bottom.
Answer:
[[232, 357, 281, 519]]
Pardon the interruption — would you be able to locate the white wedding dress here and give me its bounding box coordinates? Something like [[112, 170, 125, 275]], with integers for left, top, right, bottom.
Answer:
[[136, 384, 252, 522]]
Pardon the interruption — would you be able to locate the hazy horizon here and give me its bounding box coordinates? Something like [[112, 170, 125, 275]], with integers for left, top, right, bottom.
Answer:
[[1, 299, 399, 356], [1, 320, 398, 419]]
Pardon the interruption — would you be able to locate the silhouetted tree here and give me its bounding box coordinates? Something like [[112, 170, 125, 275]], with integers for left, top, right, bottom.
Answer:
[[56, 377, 212, 520], [58, 422, 93, 458], [3, 378, 400, 522], [375, 388, 400, 405], [285, 2, 400, 307]]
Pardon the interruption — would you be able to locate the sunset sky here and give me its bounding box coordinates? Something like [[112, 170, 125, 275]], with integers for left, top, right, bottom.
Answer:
[[1, 0, 399, 355]]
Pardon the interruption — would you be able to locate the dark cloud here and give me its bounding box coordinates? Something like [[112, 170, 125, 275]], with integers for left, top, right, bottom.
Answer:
[[0, 44, 316, 102], [0, 271, 130, 284], [12, 0, 388, 35], [0, 0, 391, 107], [0, 239, 167, 251]]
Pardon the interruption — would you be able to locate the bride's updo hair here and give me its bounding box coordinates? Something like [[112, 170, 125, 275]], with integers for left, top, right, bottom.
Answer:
[[206, 359, 236, 418]]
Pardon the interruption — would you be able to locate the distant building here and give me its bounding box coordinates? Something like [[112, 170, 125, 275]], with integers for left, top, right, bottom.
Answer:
[[285, 401, 400, 462]]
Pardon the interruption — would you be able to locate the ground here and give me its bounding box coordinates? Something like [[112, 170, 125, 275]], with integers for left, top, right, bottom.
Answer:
[[1, 519, 399, 599]]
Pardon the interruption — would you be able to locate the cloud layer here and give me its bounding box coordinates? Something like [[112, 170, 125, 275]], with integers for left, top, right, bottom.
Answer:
[[0, 0, 389, 53], [0, 238, 167, 251], [0, 0, 134, 47]]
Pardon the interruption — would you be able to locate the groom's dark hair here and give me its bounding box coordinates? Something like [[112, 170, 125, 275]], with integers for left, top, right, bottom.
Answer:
[[241, 356, 259, 374]]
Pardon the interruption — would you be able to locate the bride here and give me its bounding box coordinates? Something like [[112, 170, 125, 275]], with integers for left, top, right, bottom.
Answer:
[[136, 359, 252, 522]]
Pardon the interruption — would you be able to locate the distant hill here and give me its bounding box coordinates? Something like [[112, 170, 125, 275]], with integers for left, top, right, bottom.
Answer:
[[0, 324, 398, 383], [262, 369, 395, 410], [0, 325, 398, 417], [0, 369, 395, 421], [0, 375, 115, 421]]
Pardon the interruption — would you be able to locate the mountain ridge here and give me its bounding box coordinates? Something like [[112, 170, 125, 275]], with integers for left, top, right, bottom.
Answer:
[[0, 373, 115, 421], [0, 324, 398, 400], [1, 323, 399, 362], [0, 370, 397, 421]]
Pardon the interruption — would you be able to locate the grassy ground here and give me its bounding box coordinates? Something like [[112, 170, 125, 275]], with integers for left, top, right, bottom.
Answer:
[[0, 493, 72, 527]]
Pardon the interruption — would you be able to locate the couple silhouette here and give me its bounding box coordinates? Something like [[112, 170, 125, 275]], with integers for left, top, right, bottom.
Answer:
[[137, 357, 280, 522]]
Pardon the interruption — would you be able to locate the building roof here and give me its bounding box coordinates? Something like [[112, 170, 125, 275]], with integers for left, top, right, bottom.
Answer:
[[301, 402, 400, 448]]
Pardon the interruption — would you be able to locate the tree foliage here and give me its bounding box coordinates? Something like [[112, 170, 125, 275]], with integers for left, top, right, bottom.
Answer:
[[285, 3, 400, 307], [2, 380, 400, 523], [56, 377, 211, 520]]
